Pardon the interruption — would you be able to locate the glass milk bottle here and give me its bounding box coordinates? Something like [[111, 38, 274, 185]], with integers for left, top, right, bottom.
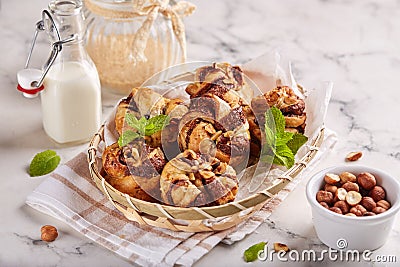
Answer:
[[41, 0, 102, 144]]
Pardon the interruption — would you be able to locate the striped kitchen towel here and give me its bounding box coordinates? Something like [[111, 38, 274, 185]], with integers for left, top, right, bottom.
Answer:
[[25, 128, 336, 266], [26, 52, 337, 266]]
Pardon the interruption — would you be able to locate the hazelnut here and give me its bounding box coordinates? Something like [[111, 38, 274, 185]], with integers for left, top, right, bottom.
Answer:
[[334, 200, 350, 214], [273, 243, 290, 253], [360, 197, 376, 211], [372, 207, 387, 214], [341, 182, 359, 192], [41, 225, 58, 242], [339, 172, 357, 184], [319, 202, 330, 209], [329, 207, 343, 214], [376, 200, 391, 210], [345, 191, 362, 206], [345, 213, 357, 217], [363, 212, 376, 216], [316, 190, 334, 204], [369, 186, 386, 202], [350, 205, 367, 216], [345, 151, 363, 162], [324, 184, 338, 194], [324, 173, 340, 185], [357, 172, 377, 190], [335, 188, 348, 201]]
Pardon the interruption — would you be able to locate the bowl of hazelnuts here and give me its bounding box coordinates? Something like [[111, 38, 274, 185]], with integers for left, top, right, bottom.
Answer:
[[306, 165, 400, 251]]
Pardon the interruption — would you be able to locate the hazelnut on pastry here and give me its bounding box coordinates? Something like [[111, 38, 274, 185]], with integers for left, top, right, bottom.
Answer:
[[178, 94, 251, 171], [160, 149, 238, 207], [102, 140, 167, 201], [251, 86, 307, 134]]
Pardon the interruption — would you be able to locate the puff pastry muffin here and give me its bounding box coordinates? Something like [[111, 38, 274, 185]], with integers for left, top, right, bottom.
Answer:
[[160, 149, 238, 207], [178, 93, 251, 171], [102, 140, 166, 201], [185, 62, 253, 107]]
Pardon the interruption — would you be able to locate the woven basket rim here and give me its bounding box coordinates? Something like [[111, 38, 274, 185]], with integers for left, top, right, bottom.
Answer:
[[87, 124, 325, 221]]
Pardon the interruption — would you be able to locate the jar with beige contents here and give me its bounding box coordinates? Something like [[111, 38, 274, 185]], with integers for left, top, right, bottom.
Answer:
[[83, 0, 195, 95]]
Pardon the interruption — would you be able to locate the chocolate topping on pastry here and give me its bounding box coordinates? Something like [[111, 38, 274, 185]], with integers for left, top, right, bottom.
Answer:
[[102, 140, 167, 200], [160, 150, 238, 207]]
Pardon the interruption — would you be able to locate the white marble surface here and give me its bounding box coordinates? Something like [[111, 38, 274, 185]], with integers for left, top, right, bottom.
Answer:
[[1, 0, 400, 266]]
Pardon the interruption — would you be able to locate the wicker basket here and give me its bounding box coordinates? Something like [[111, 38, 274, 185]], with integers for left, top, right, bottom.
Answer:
[[87, 125, 324, 232]]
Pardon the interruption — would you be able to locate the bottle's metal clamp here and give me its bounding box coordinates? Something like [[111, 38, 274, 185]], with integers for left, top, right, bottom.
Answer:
[[22, 10, 76, 89]]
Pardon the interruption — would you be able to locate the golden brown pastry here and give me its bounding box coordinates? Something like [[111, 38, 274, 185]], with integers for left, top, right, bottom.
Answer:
[[185, 62, 253, 107], [178, 94, 251, 171], [102, 140, 167, 201], [160, 149, 238, 207], [251, 86, 306, 133], [115, 87, 187, 148]]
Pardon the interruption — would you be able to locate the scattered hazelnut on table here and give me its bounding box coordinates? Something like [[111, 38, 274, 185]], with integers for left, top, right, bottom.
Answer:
[[360, 197, 376, 211], [350, 205, 367, 216], [357, 172, 377, 190], [346, 151, 363, 162], [339, 172, 357, 184], [342, 182, 359, 192], [273, 243, 290, 253], [41, 225, 58, 242], [324, 173, 340, 185], [369, 186, 386, 202], [376, 200, 391, 210], [317, 190, 334, 204]]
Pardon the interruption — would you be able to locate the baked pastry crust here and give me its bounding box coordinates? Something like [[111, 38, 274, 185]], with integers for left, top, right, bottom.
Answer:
[[102, 140, 167, 200], [178, 94, 250, 171], [252, 86, 306, 133], [185, 62, 253, 107], [160, 149, 238, 207]]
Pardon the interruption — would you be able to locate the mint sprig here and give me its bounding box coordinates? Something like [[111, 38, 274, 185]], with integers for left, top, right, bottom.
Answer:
[[244, 241, 267, 262], [261, 106, 308, 169], [29, 150, 61, 177], [118, 113, 170, 147]]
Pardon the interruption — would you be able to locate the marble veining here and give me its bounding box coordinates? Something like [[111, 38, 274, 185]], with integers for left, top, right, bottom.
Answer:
[[1, 0, 400, 266]]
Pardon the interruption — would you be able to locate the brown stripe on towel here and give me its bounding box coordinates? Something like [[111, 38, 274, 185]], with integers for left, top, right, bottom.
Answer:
[[52, 173, 127, 220], [79, 197, 109, 218], [65, 152, 93, 181]]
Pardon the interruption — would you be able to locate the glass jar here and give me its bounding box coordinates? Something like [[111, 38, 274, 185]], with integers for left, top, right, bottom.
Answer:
[[83, 0, 195, 95], [41, 0, 102, 144]]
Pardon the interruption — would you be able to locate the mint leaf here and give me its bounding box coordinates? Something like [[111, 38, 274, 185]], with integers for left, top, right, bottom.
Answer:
[[145, 115, 170, 136], [274, 144, 295, 168], [261, 107, 308, 169], [287, 133, 308, 155], [118, 130, 140, 147], [276, 131, 294, 146], [119, 115, 170, 147], [29, 150, 60, 177], [269, 106, 285, 133], [125, 113, 140, 129], [244, 241, 267, 262]]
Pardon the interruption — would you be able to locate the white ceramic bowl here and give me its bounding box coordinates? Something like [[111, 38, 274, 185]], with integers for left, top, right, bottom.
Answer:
[[306, 165, 400, 251]]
